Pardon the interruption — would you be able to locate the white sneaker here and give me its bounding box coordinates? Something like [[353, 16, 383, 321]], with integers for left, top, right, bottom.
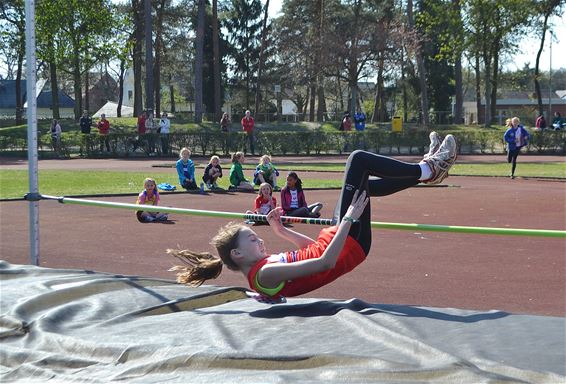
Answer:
[[424, 131, 442, 160], [423, 134, 457, 185]]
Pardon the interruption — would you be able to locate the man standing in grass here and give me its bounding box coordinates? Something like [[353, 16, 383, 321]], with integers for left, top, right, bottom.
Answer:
[[79, 110, 92, 156], [97, 114, 111, 153]]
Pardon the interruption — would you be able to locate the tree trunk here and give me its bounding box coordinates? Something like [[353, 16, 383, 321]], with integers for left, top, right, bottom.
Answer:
[[133, 0, 144, 116], [15, 48, 24, 125], [454, 55, 463, 124], [475, 55, 482, 125], [117, 58, 125, 118], [534, 12, 550, 116], [317, 82, 326, 122], [72, 50, 82, 119], [169, 82, 176, 113], [407, 0, 429, 127], [254, 0, 269, 121], [194, 0, 205, 123], [483, 59, 492, 127], [452, 0, 463, 124], [316, 0, 325, 122], [401, 47, 407, 123], [304, 86, 310, 117], [309, 81, 316, 122], [84, 69, 89, 113], [144, 0, 154, 114], [371, 51, 386, 123], [49, 61, 60, 119], [378, 57, 387, 121], [490, 38, 500, 124], [212, 0, 222, 121], [154, 0, 165, 117], [337, 76, 344, 114]]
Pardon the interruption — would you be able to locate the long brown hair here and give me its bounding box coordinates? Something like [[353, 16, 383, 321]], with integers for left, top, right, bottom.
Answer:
[[168, 222, 244, 286]]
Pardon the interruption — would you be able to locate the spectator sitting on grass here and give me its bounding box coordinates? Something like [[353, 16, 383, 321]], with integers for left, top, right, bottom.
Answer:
[[176, 147, 198, 190]]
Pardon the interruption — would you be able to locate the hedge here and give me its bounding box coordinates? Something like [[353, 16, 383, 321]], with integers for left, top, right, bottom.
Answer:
[[0, 129, 564, 158]]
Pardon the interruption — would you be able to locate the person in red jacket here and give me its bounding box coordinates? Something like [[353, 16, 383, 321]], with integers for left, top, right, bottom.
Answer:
[[96, 114, 110, 152], [168, 133, 459, 302], [241, 110, 255, 155]]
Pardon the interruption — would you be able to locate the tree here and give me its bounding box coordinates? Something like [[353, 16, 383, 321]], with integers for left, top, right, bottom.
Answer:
[[369, 0, 396, 123], [132, 0, 145, 116], [104, 3, 133, 117], [225, 0, 263, 111], [52, 0, 116, 118], [194, 0, 205, 123], [212, 0, 221, 121], [533, 0, 563, 117], [452, 0, 464, 124], [36, 0, 71, 119], [417, 0, 456, 124], [407, 0, 430, 126], [0, 0, 26, 124], [275, 0, 331, 121], [253, 0, 269, 120], [465, 0, 531, 126]]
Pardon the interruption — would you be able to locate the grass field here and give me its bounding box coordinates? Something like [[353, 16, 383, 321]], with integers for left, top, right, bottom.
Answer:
[[1, 162, 564, 199]]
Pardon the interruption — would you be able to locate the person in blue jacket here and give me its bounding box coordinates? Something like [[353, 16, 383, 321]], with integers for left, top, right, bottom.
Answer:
[[503, 117, 530, 179], [354, 110, 366, 131], [176, 147, 198, 190]]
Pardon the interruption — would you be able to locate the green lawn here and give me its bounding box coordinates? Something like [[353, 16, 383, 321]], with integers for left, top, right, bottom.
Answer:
[[1, 162, 564, 199]]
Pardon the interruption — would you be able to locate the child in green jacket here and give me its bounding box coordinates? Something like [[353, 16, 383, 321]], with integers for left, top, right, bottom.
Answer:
[[229, 152, 254, 191]]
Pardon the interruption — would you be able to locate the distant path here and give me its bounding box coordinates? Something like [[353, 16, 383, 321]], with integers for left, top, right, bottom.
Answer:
[[1, 154, 564, 171]]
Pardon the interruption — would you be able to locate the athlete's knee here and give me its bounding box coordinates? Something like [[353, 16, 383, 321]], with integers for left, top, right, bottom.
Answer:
[[347, 150, 368, 166]]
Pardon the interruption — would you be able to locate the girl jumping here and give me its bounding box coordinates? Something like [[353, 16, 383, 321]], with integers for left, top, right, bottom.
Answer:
[[169, 134, 457, 299]]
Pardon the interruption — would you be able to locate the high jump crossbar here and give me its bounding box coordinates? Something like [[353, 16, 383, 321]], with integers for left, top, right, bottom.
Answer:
[[37, 194, 566, 238]]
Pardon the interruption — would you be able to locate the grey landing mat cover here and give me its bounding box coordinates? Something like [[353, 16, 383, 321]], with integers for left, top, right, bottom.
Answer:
[[0, 261, 564, 383]]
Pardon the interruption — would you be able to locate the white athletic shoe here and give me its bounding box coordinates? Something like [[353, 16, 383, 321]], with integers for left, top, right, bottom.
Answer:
[[424, 131, 442, 160], [423, 134, 457, 185]]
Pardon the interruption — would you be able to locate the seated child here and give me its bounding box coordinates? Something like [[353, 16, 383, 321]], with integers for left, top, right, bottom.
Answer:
[[202, 155, 223, 190], [229, 151, 254, 191], [253, 155, 279, 190], [247, 182, 277, 215], [176, 147, 198, 190], [245, 182, 277, 225], [280, 171, 323, 218], [136, 177, 169, 222]]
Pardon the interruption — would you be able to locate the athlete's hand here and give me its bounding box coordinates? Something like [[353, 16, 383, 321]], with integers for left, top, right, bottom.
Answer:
[[344, 190, 369, 222], [266, 207, 285, 232]]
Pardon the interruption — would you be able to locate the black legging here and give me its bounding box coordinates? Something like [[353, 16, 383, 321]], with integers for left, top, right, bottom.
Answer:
[[507, 148, 520, 176], [333, 150, 422, 255]]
